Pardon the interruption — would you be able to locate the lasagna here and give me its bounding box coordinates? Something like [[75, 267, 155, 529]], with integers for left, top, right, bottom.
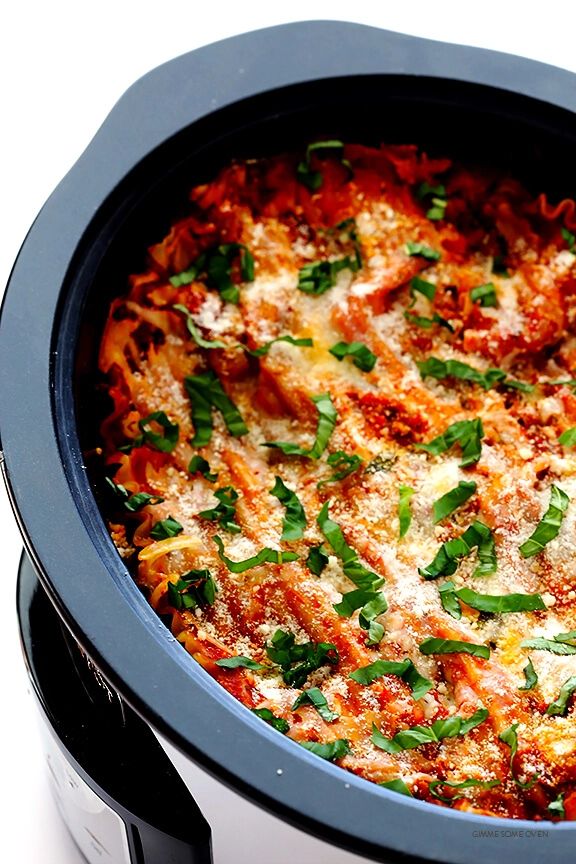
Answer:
[[96, 141, 576, 820]]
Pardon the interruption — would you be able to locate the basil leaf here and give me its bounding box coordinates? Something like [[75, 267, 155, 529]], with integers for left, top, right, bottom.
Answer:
[[296, 140, 350, 191], [470, 282, 497, 307], [426, 199, 448, 221], [438, 581, 461, 620], [409, 275, 437, 302], [329, 340, 377, 372], [545, 676, 576, 716], [188, 455, 218, 482], [264, 393, 337, 459], [317, 451, 363, 487], [562, 227, 576, 252], [300, 739, 351, 761], [499, 724, 540, 789], [373, 708, 487, 753], [398, 485, 415, 538], [266, 629, 339, 688], [406, 242, 441, 261], [105, 477, 165, 512], [419, 637, 490, 660], [333, 585, 385, 618], [417, 183, 448, 221], [429, 777, 500, 803], [518, 657, 538, 691], [184, 371, 248, 447], [306, 545, 329, 576], [172, 303, 227, 349], [418, 357, 531, 393], [270, 476, 307, 541], [251, 707, 290, 733], [419, 520, 496, 580], [198, 486, 240, 534], [349, 659, 432, 700], [171, 244, 254, 302], [137, 411, 179, 453], [379, 779, 413, 796], [167, 569, 217, 611], [298, 255, 359, 296], [214, 536, 298, 573], [404, 311, 454, 332], [519, 484, 570, 558], [247, 335, 313, 357], [150, 516, 183, 540], [416, 418, 484, 467], [215, 656, 265, 670], [358, 592, 388, 646], [520, 637, 576, 655], [292, 687, 339, 722], [317, 501, 381, 589], [455, 586, 545, 614], [558, 427, 576, 446], [433, 480, 477, 523], [548, 793, 566, 819]]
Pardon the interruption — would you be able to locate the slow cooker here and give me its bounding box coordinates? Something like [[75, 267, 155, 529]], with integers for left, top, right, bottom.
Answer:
[[2, 20, 576, 864]]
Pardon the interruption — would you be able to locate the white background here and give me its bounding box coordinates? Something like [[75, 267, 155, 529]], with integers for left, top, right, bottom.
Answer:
[[2, 2, 576, 861]]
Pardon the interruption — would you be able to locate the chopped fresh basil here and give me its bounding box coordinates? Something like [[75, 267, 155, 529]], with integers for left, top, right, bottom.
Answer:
[[329, 340, 377, 372], [359, 592, 388, 645], [416, 418, 484, 467], [406, 242, 441, 261], [150, 516, 183, 540], [137, 411, 180, 453], [417, 357, 532, 393], [333, 585, 384, 618], [214, 536, 298, 573], [372, 708, 487, 753], [433, 480, 477, 523], [105, 477, 164, 513], [266, 629, 339, 688], [562, 227, 576, 252], [184, 370, 248, 447], [498, 724, 539, 789], [167, 569, 217, 611], [317, 451, 363, 487], [170, 243, 254, 303], [558, 427, 576, 446], [215, 656, 265, 670], [306, 545, 329, 576], [251, 708, 290, 733], [379, 778, 413, 796], [417, 182, 448, 221], [545, 676, 576, 716], [247, 335, 313, 357], [298, 255, 359, 296], [173, 303, 227, 349], [438, 581, 461, 620], [292, 687, 339, 722], [404, 311, 454, 332], [296, 140, 351, 191], [317, 501, 381, 589], [349, 658, 432, 700], [519, 484, 570, 558], [188, 455, 218, 482], [429, 777, 500, 803], [548, 793, 566, 819], [520, 636, 576, 655], [264, 393, 337, 459], [398, 485, 415, 538], [409, 275, 437, 302], [198, 486, 240, 533], [300, 739, 351, 761], [419, 521, 496, 580], [519, 657, 538, 691], [470, 282, 497, 307], [492, 256, 510, 277], [454, 587, 545, 614], [269, 476, 307, 541], [419, 637, 490, 660]]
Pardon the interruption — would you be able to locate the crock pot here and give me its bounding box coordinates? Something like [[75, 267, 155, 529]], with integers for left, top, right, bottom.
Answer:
[[2, 20, 576, 864]]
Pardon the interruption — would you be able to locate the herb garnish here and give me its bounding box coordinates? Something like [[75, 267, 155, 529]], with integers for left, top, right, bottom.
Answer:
[[306, 545, 329, 576], [470, 282, 497, 307], [184, 370, 248, 447], [438, 581, 462, 620], [380, 779, 413, 796], [329, 340, 377, 372], [317, 501, 381, 589], [266, 629, 339, 688], [198, 486, 240, 533], [429, 777, 500, 803], [188, 455, 218, 482], [398, 485, 415, 538], [499, 724, 539, 788], [300, 739, 351, 761], [296, 140, 351, 191], [292, 687, 339, 722], [251, 708, 290, 733], [334, 587, 388, 646], [419, 520, 496, 580], [562, 227, 576, 252], [167, 569, 217, 611], [134, 411, 179, 453], [269, 476, 307, 540], [105, 477, 164, 512], [417, 182, 448, 221], [548, 793, 566, 819], [264, 393, 337, 459], [372, 708, 488, 753], [404, 311, 454, 332], [406, 242, 441, 261], [150, 516, 184, 540], [349, 659, 432, 700], [317, 451, 363, 487], [298, 255, 360, 296], [433, 480, 477, 523], [419, 637, 490, 660], [521, 634, 576, 655], [214, 536, 298, 573], [519, 657, 538, 691], [215, 656, 266, 670], [247, 335, 313, 357], [519, 485, 570, 558], [558, 427, 576, 446], [410, 275, 437, 302], [417, 357, 533, 393], [545, 676, 576, 716], [452, 586, 546, 615], [173, 303, 227, 349], [416, 418, 484, 467], [170, 243, 254, 303]]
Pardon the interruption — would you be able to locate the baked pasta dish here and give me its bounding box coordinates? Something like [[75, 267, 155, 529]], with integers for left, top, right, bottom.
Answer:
[[97, 141, 576, 820]]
